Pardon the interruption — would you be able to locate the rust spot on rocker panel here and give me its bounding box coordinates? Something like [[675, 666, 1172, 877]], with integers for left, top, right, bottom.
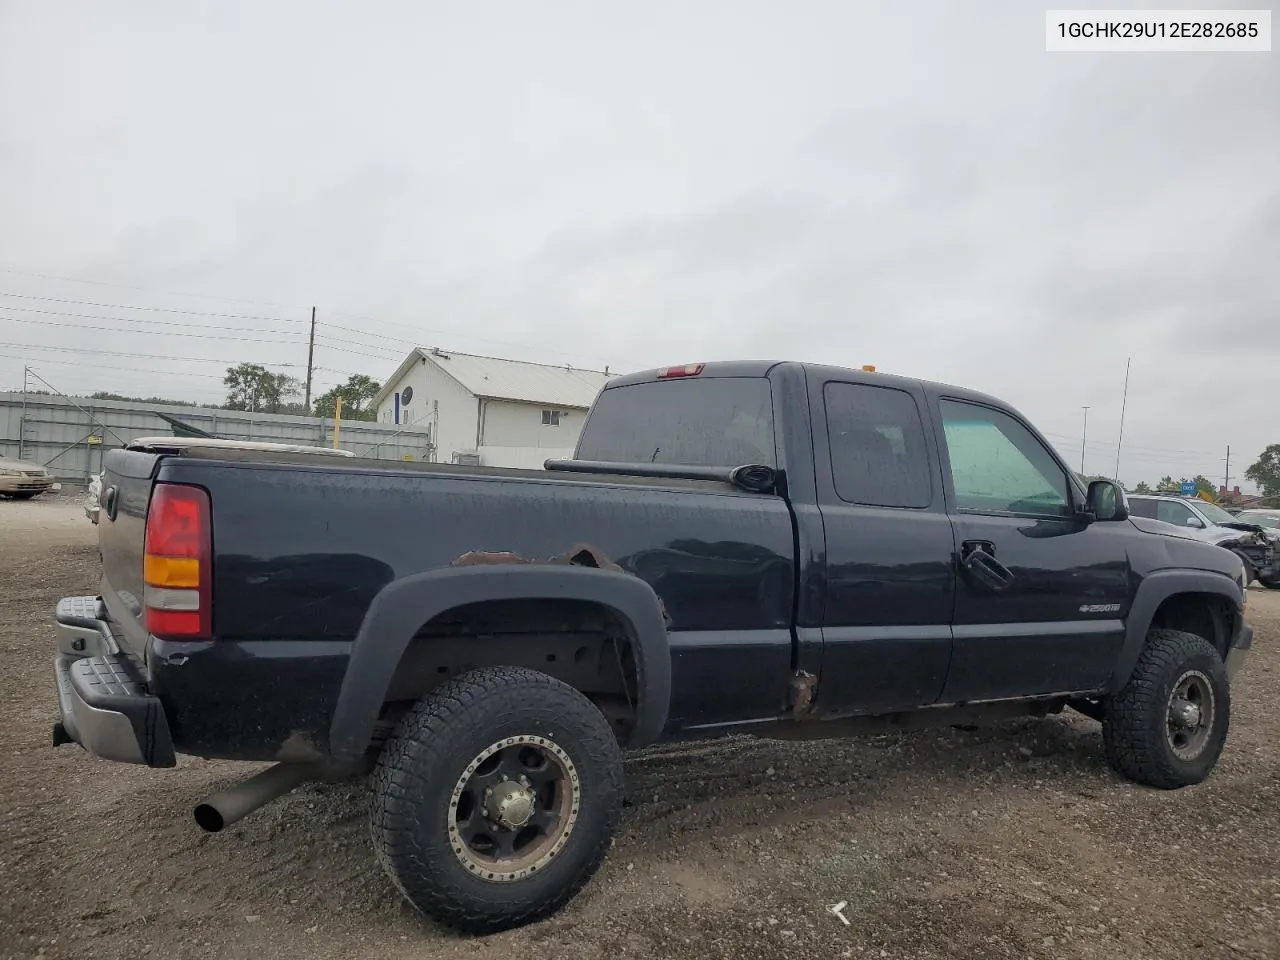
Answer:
[[789, 670, 817, 717]]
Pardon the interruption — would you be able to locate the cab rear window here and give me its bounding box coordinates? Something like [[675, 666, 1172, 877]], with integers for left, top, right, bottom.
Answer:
[[576, 377, 775, 468]]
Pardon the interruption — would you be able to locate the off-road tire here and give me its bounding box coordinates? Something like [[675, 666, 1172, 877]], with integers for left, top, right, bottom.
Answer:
[[1102, 629, 1230, 789], [369, 666, 623, 933]]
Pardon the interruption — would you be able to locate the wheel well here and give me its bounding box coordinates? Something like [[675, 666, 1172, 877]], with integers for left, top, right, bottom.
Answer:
[[1149, 592, 1235, 658], [375, 597, 640, 744]]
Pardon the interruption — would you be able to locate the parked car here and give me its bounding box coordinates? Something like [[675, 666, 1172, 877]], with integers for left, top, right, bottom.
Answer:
[[1126, 494, 1275, 585], [1232, 509, 1280, 588], [52, 361, 1253, 932], [85, 472, 103, 523], [0, 455, 54, 499], [1233, 508, 1280, 532]]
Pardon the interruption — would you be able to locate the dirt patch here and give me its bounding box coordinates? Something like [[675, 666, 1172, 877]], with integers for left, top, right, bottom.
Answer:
[[1, 499, 1277, 960]]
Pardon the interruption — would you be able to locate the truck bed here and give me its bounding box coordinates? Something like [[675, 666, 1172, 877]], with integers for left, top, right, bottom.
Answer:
[[94, 445, 798, 760]]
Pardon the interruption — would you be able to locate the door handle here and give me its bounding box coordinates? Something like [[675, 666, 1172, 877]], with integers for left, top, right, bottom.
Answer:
[[104, 485, 119, 522], [960, 540, 1014, 592]]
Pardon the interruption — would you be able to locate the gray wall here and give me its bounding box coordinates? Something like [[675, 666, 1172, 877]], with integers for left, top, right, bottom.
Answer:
[[0, 393, 435, 486]]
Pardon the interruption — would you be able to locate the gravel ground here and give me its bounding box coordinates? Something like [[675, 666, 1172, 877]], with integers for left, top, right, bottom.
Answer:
[[1, 497, 1277, 960]]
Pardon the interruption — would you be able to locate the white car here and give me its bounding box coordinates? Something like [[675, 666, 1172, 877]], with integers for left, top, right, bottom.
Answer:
[[1127, 494, 1276, 584], [0, 455, 54, 499]]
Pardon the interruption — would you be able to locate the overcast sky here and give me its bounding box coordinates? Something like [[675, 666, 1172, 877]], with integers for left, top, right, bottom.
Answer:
[[0, 0, 1276, 487]]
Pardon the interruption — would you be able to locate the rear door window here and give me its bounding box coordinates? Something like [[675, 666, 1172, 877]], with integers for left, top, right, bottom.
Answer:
[[1127, 498, 1159, 520], [576, 377, 776, 468], [823, 382, 932, 508]]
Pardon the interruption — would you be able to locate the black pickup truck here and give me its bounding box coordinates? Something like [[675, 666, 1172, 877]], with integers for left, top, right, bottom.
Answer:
[[53, 360, 1252, 932]]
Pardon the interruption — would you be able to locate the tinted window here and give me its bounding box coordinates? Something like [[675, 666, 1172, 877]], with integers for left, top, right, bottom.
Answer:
[[576, 377, 775, 468], [939, 400, 1071, 517], [1128, 498, 1158, 519], [824, 382, 931, 508], [1157, 500, 1197, 527]]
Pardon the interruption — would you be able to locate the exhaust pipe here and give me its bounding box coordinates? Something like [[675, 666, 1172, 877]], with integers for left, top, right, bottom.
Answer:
[[193, 762, 318, 833]]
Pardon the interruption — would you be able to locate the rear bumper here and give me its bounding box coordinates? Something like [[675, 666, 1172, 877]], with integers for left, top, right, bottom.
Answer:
[[52, 597, 175, 768], [0, 475, 53, 494]]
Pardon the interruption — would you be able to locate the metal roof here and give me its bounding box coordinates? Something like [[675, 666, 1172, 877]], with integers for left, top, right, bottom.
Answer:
[[377, 348, 616, 409]]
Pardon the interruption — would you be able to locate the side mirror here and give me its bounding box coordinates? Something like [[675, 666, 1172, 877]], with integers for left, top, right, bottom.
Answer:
[[1185, 517, 1205, 529], [1085, 480, 1129, 522]]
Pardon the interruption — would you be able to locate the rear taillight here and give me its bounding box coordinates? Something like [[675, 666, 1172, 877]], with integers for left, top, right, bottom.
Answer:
[[144, 483, 212, 639], [657, 363, 705, 379]]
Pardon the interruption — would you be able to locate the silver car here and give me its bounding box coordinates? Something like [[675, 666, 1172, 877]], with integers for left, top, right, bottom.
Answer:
[[0, 455, 54, 499], [1128, 494, 1276, 585]]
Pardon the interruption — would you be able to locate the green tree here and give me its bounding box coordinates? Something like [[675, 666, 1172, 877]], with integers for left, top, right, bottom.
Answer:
[[91, 391, 195, 407], [1132, 481, 1153, 494], [314, 374, 381, 421], [1245, 444, 1280, 499], [223, 363, 299, 414]]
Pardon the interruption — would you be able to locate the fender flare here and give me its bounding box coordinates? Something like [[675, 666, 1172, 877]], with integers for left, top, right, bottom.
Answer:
[[328, 565, 672, 759], [1107, 569, 1242, 693]]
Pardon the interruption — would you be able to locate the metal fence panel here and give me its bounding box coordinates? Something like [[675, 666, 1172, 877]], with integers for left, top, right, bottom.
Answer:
[[0, 393, 435, 486]]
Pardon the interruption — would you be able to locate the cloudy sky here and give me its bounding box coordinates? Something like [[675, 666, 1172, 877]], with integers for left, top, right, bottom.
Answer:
[[0, 0, 1276, 488]]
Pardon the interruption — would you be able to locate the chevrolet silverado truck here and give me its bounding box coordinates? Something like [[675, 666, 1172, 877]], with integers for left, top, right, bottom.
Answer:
[[53, 361, 1252, 933]]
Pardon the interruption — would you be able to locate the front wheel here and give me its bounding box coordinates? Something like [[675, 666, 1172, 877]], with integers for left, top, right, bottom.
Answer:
[[369, 666, 623, 933], [1258, 576, 1280, 591], [1102, 629, 1230, 789]]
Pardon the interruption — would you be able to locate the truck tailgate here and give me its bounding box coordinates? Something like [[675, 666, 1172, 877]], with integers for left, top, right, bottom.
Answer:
[[98, 448, 164, 658]]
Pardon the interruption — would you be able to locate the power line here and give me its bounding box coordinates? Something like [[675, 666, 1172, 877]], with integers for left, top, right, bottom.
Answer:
[[315, 314, 610, 366], [0, 339, 304, 368], [1, 275, 614, 370], [312, 335, 405, 363], [1042, 430, 1221, 458], [0, 313, 308, 346], [0, 270, 611, 366], [0, 289, 306, 324], [0, 300, 306, 335], [0, 266, 309, 313], [0, 354, 231, 382]]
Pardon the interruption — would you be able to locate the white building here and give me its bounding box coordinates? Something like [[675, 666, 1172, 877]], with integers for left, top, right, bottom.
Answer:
[[372, 347, 616, 469]]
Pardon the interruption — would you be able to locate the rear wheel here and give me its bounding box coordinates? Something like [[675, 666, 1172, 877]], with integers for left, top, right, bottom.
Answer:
[[369, 666, 623, 933], [1102, 629, 1230, 789], [9, 491, 41, 500], [1258, 576, 1280, 590]]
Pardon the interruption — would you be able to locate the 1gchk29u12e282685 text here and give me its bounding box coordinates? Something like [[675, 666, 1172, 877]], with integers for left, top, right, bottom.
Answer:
[[1056, 20, 1260, 39], [1045, 10, 1272, 52]]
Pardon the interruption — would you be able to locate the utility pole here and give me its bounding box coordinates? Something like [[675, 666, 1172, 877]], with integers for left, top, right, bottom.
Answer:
[[303, 306, 316, 412], [1080, 406, 1090, 474], [19, 366, 29, 460], [1224, 445, 1231, 492]]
